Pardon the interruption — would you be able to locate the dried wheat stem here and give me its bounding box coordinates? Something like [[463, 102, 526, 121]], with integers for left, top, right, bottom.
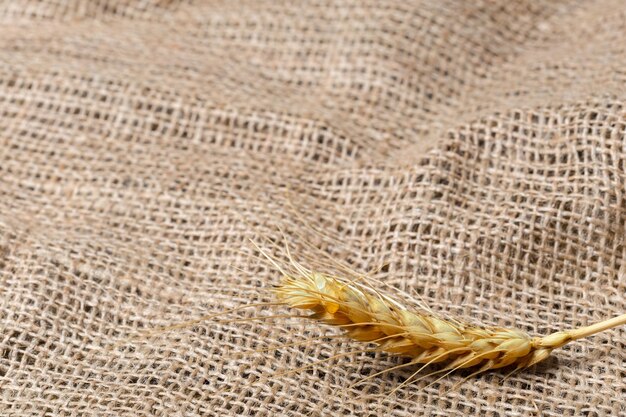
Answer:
[[274, 271, 625, 376], [565, 313, 626, 341]]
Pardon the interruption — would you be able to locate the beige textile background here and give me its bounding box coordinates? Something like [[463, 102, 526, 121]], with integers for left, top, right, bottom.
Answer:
[[1, 1, 625, 416]]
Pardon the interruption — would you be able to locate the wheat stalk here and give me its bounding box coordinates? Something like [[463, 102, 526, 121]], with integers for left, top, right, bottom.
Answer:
[[121, 236, 624, 387], [273, 265, 626, 380]]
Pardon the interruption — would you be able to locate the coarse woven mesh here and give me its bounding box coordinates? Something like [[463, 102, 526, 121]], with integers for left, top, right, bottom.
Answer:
[[1, 1, 625, 416]]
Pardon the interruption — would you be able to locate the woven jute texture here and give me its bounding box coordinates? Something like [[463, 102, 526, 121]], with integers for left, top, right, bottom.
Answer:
[[1, 1, 625, 416]]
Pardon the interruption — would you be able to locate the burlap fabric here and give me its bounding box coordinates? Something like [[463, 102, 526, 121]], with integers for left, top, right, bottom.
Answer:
[[1, 1, 625, 416]]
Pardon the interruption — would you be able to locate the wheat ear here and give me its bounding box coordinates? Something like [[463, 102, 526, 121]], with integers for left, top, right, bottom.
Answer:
[[274, 269, 626, 376]]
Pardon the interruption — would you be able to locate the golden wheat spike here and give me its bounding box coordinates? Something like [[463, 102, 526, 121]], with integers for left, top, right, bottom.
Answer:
[[274, 270, 626, 376]]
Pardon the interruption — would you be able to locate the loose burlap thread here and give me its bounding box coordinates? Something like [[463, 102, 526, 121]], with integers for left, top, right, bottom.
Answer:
[[1, 1, 625, 416]]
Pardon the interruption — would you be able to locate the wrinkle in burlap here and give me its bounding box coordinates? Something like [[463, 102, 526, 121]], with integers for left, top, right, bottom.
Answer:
[[0, 1, 625, 416]]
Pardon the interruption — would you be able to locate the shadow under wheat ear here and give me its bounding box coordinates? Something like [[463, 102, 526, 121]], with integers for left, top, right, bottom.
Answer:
[[273, 264, 626, 379]]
